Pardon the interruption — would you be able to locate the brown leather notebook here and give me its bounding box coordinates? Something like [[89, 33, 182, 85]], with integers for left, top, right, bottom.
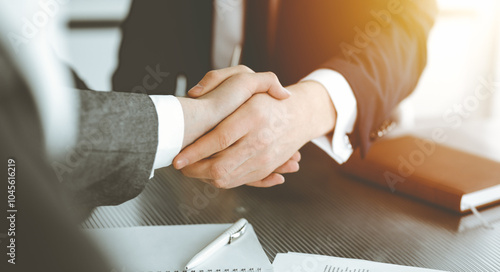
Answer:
[[341, 135, 500, 213]]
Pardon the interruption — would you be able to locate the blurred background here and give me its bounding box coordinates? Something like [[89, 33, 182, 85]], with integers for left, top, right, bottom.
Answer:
[[62, 0, 500, 160]]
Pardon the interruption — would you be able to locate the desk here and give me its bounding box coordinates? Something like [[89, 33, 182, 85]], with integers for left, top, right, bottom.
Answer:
[[83, 143, 500, 272]]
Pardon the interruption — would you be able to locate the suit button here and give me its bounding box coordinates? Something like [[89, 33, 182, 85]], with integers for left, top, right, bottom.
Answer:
[[370, 131, 377, 140]]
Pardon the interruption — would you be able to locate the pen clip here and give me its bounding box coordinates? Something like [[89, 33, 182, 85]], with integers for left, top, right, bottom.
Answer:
[[228, 223, 247, 244]]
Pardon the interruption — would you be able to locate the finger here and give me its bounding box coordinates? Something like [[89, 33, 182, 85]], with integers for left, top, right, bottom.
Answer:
[[210, 152, 284, 188], [290, 151, 301, 162], [188, 65, 254, 97], [245, 173, 285, 188], [181, 158, 245, 189], [184, 146, 292, 188], [180, 157, 236, 181], [199, 74, 289, 123], [263, 151, 300, 174], [200, 72, 290, 106], [174, 114, 253, 169], [232, 72, 290, 100], [178, 138, 254, 181], [193, 71, 290, 101], [273, 160, 300, 174]]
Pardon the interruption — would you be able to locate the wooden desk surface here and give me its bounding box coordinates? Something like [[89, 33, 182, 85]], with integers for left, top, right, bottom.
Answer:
[[83, 143, 500, 272]]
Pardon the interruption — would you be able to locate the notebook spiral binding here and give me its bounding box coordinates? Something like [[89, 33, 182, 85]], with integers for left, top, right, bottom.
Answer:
[[325, 266, 370, 272], [167, 268, 262, 272]]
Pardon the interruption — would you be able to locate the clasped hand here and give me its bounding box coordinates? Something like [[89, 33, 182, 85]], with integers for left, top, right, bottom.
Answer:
[[173, 65, 310, 188]]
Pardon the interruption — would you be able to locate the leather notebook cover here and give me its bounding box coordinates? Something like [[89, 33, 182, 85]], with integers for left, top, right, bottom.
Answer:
[[341, 135, 500, 213]]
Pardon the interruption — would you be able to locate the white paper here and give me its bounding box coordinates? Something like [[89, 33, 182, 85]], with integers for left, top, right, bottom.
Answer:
[[273, 252, 448, 272]]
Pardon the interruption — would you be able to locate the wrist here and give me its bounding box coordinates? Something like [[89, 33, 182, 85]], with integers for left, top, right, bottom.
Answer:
[[286, 81, 337, 141], [177, 97, 210, 148]]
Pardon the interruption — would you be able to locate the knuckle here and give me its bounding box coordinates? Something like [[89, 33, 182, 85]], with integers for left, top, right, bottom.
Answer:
[[217, 132, 232, 150], [264, 71, 278, 81], [212, 178, 228, 189], [209, 163, 229, 181], [237, 65, 254, 73], [205, 70, 221, 82], [233, 73, 251, 83]]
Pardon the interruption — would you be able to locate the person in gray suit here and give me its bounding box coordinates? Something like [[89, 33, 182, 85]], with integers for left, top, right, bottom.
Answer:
[[0, 0, 298, 212], [0, 2, 297, 271]]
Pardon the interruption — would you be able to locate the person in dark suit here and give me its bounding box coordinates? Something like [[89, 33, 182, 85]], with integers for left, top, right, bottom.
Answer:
[[113, 0, 438, 188]]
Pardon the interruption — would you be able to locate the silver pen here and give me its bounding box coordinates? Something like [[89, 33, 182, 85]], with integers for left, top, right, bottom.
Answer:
[[185, 218, 248, 270]]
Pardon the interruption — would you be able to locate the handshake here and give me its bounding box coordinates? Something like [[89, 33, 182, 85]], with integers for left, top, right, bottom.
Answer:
[[172, 65, 336, 189]]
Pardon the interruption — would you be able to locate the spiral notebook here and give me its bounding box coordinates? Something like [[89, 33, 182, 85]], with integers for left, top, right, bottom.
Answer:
[[83, 224, 272, 272]]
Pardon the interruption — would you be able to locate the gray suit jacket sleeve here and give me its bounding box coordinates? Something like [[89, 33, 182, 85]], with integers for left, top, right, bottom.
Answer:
[[54, 89, 159, 214]]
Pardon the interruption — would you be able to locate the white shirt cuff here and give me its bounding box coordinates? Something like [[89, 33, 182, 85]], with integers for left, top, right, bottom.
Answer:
[[149, 95, 184, 177], [301, 69, 358, 164]]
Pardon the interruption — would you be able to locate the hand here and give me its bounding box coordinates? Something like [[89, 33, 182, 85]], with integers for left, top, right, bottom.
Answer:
[[177, 65, 290, 149], [174, 80, 337, 188], [176, 65, 302, 186]]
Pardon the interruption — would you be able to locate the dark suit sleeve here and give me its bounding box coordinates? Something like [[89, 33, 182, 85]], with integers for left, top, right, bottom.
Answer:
[[321, 0, 437, 156], [112, 0, 213, 95], [54, 89, 159, 215]]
